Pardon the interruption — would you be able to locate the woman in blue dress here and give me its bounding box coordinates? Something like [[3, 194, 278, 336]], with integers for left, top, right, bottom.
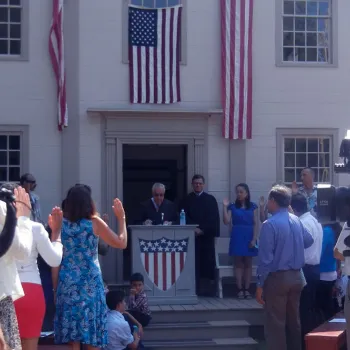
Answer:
[[223, 183, 258, 299], [51, 184, 128, 350]]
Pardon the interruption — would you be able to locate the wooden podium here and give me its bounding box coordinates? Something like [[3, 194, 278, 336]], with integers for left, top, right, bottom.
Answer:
[[129, 225, 198, 305]]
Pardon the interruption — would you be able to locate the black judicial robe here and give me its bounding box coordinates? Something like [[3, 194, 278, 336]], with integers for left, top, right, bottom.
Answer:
[[136, 198, 178, 225], [181, 192, 220, 284]]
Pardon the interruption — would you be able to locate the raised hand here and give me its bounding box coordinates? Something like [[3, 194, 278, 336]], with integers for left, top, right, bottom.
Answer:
[[259, 196, 265, 207], [223, 198, 230, 207], [291, 181, 298, 194], [48, 207, 63, 237], [112, 198, 126, 220], [14, 186, 31, 218]]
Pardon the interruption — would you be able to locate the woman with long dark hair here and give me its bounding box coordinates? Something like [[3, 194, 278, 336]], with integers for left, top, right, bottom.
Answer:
[[52, 184, 127, 350], [223, 183, 258, 299]]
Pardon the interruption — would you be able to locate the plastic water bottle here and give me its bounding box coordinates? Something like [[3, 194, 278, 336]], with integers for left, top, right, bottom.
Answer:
[[180, 209, 186, 225]]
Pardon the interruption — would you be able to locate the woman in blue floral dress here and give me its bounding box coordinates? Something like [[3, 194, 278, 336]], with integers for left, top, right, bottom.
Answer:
[[52, 184, 128, 350]]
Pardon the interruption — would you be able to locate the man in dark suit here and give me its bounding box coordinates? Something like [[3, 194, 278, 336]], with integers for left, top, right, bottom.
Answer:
[[181, 174, 220, 296], [137, 183, 178, 225]]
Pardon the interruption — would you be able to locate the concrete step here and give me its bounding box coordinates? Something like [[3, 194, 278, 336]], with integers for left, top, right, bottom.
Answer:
[[143, 320, 250, 341], [143, 337, 258, 350], [151, 308, 263, 325]]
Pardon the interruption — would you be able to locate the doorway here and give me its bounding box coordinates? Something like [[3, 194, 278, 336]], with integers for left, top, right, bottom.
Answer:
[[122, 144, 188, 279]]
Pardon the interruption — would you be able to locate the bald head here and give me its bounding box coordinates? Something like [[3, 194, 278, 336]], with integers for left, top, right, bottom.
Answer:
[[301, 167, 314, 188]]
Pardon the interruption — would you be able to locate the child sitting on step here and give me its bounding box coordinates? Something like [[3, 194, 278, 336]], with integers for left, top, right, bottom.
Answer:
[[128, 273, 152, 327]]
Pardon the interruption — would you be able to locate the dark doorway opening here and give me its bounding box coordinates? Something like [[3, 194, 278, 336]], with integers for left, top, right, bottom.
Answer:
[[122, 144, 188, 280]]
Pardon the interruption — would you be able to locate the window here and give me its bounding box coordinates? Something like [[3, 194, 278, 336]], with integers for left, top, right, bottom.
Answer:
[[276, 0, 337, 66], [0, 134, 21, 183], [277, 129, 338, 186], [0, 0, 28, 60], [122, 0, 187, 64]]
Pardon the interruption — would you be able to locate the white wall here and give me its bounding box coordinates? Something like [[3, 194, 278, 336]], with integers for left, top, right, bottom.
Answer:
[[247, 0, 350, 200], [0, 0, 61, 218]]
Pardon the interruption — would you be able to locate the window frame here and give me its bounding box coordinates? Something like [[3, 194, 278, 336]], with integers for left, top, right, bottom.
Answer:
[[0, 0, 29, 61], [122, 0, 187, 65], [276, 128, 338, 186], [0, 125, 29, 184], [275, 0, 338, 68]]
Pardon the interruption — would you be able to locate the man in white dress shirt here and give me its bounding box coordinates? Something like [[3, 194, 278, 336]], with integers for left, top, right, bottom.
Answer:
[[291, 193, 323, 346]]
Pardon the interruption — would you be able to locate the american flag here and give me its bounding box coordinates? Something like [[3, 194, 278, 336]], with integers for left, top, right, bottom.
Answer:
[[221, 0, 253, 140], [129, 5, 182, 104], [139, 237, 188, 291], [49, 0, 68, 130]]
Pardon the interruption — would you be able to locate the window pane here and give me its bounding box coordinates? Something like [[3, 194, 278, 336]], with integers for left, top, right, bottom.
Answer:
[[284, 138, 295, 152], [308, 139, 318, 152], [0, 7, 8, 22], [285, 169, 295, 182], [9, 135, 19, 150], [307, 18, 317, 31], [130, 0, 142, 5], [296, 47, 306, 61], [308, 154, 318, 167], [9, 7, 20, 22], [307, 48, 317, 62], [296, 153, 306, 167], [313, 169, 319, 182], [319, 138, 330, 152], [295, 33, 305, 46], [9, 166, 19, 181], [318, 153, 329, 167], [318, 48, 328, 62], [283, 47, 294, 61], [295, 1, 306, 15], [9, 151, 19, 165], [156, 0, 167, 7], [318, 19, 328, 32], [0, 40, 7, 54], [318, 2, 330, 15], [0, 136, 7, 150], [0, 0, 8, 5], [0, 167, 7, 181], [307, 33, 317, 46], [0, 24, 7, 39], [283, 1, 294, 15], [283, 17, 294, 31], [10, 24, 20, 39], [296, 139, 306, 152], [283, 32, 294, 46], [318, 32, 328, 46], [9, 39, 20, 54], [285, 154, 295, 167], [9, 0, 21, 5], [295, 17, 306, 31], [0, 151, 7, 165], [296, 168, 304, 180], [319, 168, 329, 182], [307, 1, 318, 15], [143, 0, 155, 8], [168, 0, 180, 6]]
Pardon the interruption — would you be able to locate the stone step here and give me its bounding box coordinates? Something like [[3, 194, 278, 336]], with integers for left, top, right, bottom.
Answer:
[[143, 320, 250, 341], [143, 337, 258, 350]]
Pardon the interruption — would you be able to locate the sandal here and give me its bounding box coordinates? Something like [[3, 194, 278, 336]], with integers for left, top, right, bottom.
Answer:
[[237, 290, 245, 299]]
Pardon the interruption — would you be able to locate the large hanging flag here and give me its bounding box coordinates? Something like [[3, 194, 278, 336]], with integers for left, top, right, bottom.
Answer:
[[49, 0, 68, 130], [129, 5, 182, 104], [221, 0, 253, 139]]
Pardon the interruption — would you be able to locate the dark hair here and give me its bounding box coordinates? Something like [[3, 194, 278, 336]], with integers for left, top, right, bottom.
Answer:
[[106, 290, 125, 310], [130, 272, 144, 284], [268, 185, 291, 208], [192, 174, 205, 183], [235, 183, 251, 209], [20, 173, 36, 185], [0, 182, 19, 194], [64, 184, 96, 223], [291, 193, 308, 215]]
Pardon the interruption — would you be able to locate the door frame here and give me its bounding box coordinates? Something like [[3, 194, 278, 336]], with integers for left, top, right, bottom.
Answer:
[[96, 109, 210, 283]]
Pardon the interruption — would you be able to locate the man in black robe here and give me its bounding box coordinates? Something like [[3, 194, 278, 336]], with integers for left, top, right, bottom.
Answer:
[[136, 183, 178, 225], [181, 174, 220, 296]]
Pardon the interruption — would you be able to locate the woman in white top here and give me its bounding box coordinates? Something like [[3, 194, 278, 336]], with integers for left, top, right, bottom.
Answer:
[[0, 186, 32, 350], [0, 183, 64, 350]]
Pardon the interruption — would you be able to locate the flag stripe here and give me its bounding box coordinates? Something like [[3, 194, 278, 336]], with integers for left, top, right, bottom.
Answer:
[[221, 0, 253, 140], [171, 252, 176, 286], [153, 252, 158, 286], [49, 0, 68, 130], [129, 5, 182, 104]]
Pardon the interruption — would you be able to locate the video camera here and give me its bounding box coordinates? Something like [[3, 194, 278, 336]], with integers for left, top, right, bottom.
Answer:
[[317, 130, 350, 227]]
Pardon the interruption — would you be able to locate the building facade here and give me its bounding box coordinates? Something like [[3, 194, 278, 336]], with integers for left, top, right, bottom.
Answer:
[[0, 0, 348, 282]]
